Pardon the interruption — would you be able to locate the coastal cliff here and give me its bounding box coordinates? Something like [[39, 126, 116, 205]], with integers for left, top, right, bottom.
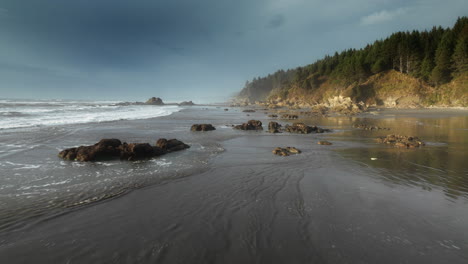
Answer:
[[237, 17, 468, 108]]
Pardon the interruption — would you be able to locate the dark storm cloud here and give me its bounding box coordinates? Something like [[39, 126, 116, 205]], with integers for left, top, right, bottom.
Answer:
[[0, 0, 467, 101], [267, 14, 285, 29]]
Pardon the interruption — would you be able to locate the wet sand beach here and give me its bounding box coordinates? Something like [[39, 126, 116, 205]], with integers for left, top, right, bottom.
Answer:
[[0, 107, 467, 263]]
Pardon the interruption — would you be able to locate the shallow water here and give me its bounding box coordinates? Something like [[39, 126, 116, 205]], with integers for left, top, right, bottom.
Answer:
[[0, 106, 237, 232], [293, 109, 468, 202], [0, 107, 467, 263]]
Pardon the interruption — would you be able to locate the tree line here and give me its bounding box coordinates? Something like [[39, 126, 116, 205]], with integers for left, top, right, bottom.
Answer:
[[240, 17, 468, 99]]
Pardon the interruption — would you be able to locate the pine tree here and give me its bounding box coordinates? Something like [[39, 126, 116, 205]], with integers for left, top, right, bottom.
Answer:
[[420, 56, 435, 81], [371, 59, 386, 74], [452, 25, 468, 76], [431, 31, 455, 85]]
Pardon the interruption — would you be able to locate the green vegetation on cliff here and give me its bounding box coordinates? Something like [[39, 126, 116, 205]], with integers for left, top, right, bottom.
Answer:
[[239, 17, 468, 107]]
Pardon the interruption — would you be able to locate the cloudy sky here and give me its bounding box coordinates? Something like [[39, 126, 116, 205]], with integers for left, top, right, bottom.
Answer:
[[0, 0, 467, 102]]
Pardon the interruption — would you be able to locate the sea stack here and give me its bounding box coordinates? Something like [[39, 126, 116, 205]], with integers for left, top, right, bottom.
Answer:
[[145, 97, 164, 105], [179, 101, 195, 106]]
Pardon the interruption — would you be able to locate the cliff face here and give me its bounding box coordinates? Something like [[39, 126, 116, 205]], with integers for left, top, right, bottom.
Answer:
[[239, 70, 467, 108]]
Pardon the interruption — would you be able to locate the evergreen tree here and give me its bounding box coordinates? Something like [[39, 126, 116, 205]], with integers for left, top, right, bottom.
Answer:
[[240, 17, 468, 101], [452, 25, 468, 76], [371, 59, 386, 74], [420, 56, 435, 81], [431, 31, 455, 84]]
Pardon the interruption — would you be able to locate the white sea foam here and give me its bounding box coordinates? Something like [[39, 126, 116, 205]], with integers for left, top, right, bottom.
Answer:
[[0, 100, 182, 130], [18, 180, 71, 191]]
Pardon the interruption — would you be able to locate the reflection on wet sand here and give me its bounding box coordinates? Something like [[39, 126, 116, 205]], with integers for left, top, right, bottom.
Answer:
[[300, 110, 468, 202]]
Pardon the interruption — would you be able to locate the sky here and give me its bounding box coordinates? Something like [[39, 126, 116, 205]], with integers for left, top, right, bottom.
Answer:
[[0, 0, 467, 103]]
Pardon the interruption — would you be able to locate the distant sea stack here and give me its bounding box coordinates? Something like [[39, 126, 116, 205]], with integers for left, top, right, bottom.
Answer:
[[179, 101, 195, 106], [145, 97, 164, 105]]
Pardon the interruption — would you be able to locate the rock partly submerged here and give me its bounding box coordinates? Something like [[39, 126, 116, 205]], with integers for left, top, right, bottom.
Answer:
[[317, 140, 333, 145], [281, 114, 298, 120], [234, 120, 263, 130], [272, 147, 301, 156], [376, 135, 425, 148], [59, 138, 189, 162], [354, 123, 390, 130], [268, 121, 281, 133], [191, 124, 216, 131], [284, 122, 330, 134], [155, 138, 191, 152]]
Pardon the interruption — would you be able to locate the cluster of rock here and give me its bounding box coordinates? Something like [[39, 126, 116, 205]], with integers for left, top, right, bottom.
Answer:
[[252, 95, 368, 116], [376, 135, 425, 148], [232, 120, 330, 135], [116, 97, 197, 106], [272, 147, 301, 156], [242, 109, 256, 113], [268, 114, 278, 118], [353, 124, 390, 130], [191, 124, 216, 131], [327, 96, 367, 115], [233, 120, 263, 130], [281, 114, 298, 119], [58, 138, 190, 162], [284, 123, 330, 134]]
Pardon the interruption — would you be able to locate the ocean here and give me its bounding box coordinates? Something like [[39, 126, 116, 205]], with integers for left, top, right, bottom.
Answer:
[[0, 99, 181, 130], [0, 99, 196, 231]]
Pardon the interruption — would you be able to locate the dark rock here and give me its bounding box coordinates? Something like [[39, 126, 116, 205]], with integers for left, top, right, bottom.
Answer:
[[353, 123, 390, 130], [268, 121, 281, 133], [318, 141, 332, 145], [234, 120, 263, 130], [179, 101, 195, 106], [224, 108, 229, 111], [268, 114, 278, 118], [120, 143, 160, 161], [285, 123, 311, 134], [191, 124, 216, 131], [156, 138, 190, 152], [145, 97, 164, 105], [242, 109, 256, 112], [281, 114, 298, 119], [284, 123, 330, 134], [376, 135, 425, 148], [58, 138, 122, 162], [97, 138, 122, 148], [59, 138, 189, 162], [272, 147, 301, 156]]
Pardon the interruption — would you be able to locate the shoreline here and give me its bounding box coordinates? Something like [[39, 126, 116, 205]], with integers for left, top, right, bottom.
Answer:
[[0, 106, 467, 263]]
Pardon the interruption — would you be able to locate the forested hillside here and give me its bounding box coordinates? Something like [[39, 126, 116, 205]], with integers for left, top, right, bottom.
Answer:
[[238, 17, 468, 107]]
